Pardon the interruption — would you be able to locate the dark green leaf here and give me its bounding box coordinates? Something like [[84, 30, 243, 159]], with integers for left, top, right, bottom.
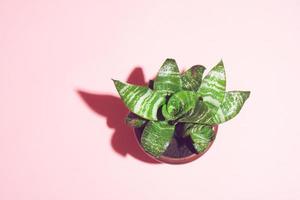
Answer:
[[181, 65, 206, 91], [125, 113, 147, 128]]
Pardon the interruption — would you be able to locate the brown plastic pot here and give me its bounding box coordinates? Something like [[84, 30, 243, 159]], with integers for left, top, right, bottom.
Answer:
[[134, 125, 218, 164]]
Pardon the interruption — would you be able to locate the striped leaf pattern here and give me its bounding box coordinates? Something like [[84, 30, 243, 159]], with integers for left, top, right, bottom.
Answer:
[[113, 58, 250, 157], [141, 121, 175, 157], [211, 91, 250, 124], [198, 60, 226, 115], [162, 91, 198, 120], [113, 80, 166, 120], [179, 100, 214, 124], [154, 58, 182, 95], [181, 65, 206, 91], [186, 124, 214, 152]]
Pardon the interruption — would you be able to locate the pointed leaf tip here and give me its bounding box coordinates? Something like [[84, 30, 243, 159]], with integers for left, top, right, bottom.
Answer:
[[198, 60, 226, 114], [165, 58, 176, 63], [154, 58, 181, 95], [162, 58, 178, 70], [181, 65, 206, 91], [242, 91, 251, 100], [212, 91, 250, 124], [113, 80, 166, 120], [112, 79, 120, 87], [218, 59, 224, 66], [112, 79, 118, 85]]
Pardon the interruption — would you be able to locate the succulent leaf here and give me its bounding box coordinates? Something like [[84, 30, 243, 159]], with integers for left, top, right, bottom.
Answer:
[[141, 121, 175, 157], [162, 91, 198, 120], [181, 65, 206, 91], [178, 100, 214, 124], [185, 124, 214, 153], [198, 60, 226, 115], [114, 59, 250, 158], [125, 112, 147, 128], [211, 91, 250, 124], [154, 58, 182, 95], [113, 80, 166, 120]]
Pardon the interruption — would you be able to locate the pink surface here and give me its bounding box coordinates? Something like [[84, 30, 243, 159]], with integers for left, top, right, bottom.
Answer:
[[1, 0, 300, 199]]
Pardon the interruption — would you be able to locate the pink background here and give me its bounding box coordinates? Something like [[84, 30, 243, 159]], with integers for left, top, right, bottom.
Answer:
[[1, 0, 300, 199]]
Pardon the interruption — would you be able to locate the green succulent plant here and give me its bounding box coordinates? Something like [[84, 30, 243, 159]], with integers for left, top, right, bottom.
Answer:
[[113, 59, 250, 157]]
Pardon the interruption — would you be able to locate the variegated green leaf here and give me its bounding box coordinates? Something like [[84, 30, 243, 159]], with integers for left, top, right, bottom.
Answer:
[[211, 91, 250, 124], [198, 60, 226, 115], [154, 58, 182, 95], [141, 121, 175, 157], [162, 90, 198, 120], [184, 124, 214, 152], [125, 112, 147, 128], [113, 80, 166, 120], [181, 65, 206, 91], [178, 100, 214, 124]]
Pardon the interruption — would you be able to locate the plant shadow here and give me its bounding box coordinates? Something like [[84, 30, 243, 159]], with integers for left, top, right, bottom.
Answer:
[[77, 67, 160, 164]]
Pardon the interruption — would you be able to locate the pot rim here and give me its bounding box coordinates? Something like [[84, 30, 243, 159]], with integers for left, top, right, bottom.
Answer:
[[133, 125, 218, 164]]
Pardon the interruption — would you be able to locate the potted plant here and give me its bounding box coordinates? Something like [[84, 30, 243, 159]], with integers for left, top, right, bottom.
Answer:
[[113, 58, 250, 164]]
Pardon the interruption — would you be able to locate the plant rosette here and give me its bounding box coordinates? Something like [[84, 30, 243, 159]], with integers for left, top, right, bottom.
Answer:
[[113, 59, 250, 164]]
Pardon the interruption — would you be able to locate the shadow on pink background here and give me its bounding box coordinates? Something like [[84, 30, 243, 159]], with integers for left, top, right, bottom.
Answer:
[[77, 67, 160, 164], [1, 0, 300, 199]]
